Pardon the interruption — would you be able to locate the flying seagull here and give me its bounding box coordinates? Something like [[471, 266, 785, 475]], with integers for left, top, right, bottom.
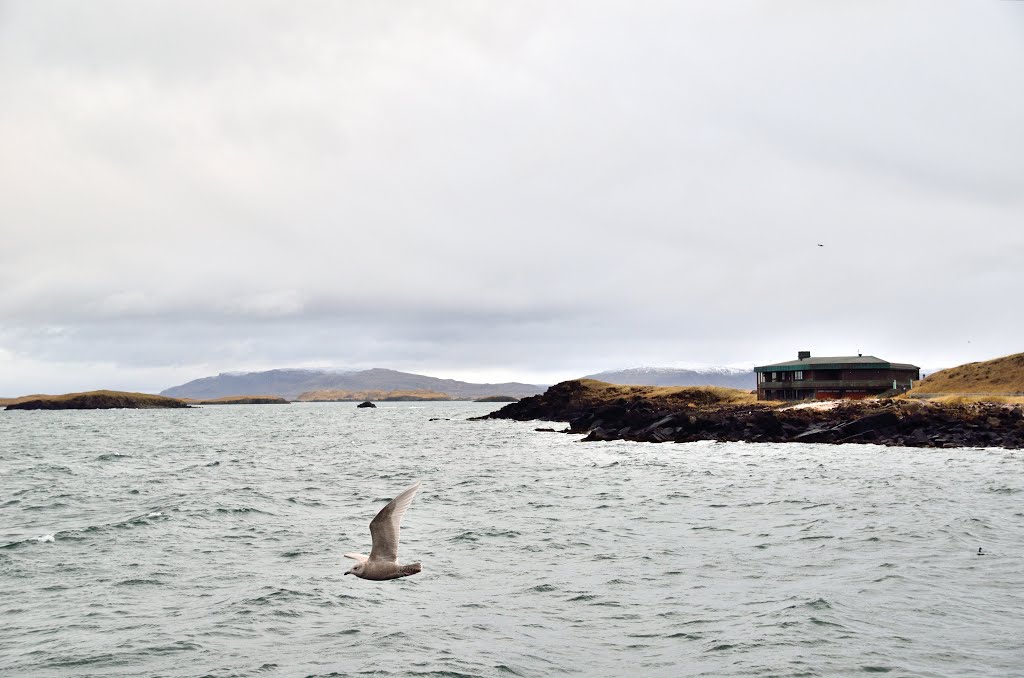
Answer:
[[344, 481, 422, 580]]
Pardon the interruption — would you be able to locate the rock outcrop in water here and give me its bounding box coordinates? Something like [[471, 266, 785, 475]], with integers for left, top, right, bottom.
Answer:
[[478, 380, 1024, 449]]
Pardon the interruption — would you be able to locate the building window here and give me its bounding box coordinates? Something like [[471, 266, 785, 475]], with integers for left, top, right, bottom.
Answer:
[[794, 371, 803, 380]]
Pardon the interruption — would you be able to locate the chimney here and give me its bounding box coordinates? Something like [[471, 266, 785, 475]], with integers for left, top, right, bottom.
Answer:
[[798, 351, 811, 360]]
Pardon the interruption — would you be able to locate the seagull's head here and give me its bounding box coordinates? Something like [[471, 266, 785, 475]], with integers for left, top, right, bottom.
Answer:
[[344, 562, 365, 577]]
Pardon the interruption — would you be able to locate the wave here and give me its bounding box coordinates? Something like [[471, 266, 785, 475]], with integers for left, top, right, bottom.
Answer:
[[0, 509, 168, 549]]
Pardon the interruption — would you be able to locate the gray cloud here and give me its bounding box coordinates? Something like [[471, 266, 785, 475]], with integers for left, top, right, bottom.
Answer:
[[1, 1, 1023, 394]]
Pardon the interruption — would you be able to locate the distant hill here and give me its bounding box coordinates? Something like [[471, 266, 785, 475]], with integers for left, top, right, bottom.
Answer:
[[296, 389, 451, 402], [583, 366, 755, 390], [161, 368, 545, 400], [909, 352, 1024, 395]]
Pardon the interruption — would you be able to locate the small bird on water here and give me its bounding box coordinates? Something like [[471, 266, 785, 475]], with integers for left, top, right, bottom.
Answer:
[[344, 481, 422, 580]]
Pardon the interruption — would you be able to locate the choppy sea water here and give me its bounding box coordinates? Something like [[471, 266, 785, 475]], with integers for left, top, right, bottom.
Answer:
[[1, 402, 1022, 677]]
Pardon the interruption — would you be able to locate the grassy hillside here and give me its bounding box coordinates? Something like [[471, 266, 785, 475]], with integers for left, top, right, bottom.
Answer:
[[570, 379, 759, 406], [909, 352, 1024, 396], [522, 379, 760, 411], [0, 394, 51, 406]]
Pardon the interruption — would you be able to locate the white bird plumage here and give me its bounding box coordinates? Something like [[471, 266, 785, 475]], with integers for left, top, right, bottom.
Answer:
[[344, 481, 422, 581]]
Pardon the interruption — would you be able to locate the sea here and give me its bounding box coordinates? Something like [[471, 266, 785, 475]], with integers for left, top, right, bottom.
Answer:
[[1, 402, 1022, 677]]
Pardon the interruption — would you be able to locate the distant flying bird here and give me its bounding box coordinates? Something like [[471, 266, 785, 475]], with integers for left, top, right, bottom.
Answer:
[[817, 243, 824, 247], [344, 481, 423, 581]]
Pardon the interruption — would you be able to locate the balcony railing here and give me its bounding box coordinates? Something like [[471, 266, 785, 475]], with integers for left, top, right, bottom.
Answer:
[[758, 380, 909, 390]]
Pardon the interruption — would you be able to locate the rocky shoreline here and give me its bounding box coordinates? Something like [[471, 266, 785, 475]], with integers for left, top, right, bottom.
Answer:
[[479, 380, 1024, 449]]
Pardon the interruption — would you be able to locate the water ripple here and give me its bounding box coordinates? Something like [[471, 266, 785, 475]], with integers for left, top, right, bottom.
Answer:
[[1, 403, 1022, 677]]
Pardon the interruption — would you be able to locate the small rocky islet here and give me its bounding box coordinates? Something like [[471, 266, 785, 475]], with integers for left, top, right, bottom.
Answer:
[[478, 379, 1024, 449], [5, 391, 190, 410]]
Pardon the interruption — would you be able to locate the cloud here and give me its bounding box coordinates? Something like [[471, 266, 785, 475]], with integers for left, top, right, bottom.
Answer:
[[1, 1, 1023, 394]]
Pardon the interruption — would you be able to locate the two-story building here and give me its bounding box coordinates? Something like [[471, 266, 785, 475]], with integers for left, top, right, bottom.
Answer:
[[754, 351, 920, 401]]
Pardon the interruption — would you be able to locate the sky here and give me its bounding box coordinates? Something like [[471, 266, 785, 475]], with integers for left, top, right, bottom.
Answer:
[[2, 1, 1023, 395]]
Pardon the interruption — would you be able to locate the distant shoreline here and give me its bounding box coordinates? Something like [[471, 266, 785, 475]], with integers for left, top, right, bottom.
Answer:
[[2, 390, 517, 410], [3, 391, 289, 410]]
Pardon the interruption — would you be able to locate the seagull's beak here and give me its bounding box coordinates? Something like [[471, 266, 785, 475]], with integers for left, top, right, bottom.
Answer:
[[344, 570, 352, 575]]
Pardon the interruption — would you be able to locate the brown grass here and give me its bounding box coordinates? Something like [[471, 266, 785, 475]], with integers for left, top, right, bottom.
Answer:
[[573, 379, 760, 407], [907, 351, 1024, 397], [912, 394, 1024, 406], [0, 394, 53, 406]]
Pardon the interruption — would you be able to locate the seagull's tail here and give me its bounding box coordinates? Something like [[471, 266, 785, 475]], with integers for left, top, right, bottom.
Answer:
[[400, 563, 422, 577]]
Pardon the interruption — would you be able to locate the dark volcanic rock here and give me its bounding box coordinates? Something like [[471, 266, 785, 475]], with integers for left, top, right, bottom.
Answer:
[[478, 380, 1024, 449], [356, 401, 376, 408]]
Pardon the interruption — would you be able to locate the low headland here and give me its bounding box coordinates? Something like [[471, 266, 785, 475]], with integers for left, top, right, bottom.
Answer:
[[183, 395, 289, 405], [4, 390, 190, 410], [478, 378, 1024, 449]]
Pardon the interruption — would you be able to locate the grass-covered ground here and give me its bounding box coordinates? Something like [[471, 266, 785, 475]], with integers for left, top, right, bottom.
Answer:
[[563, 378, 760, 407], [907, 351, 1024, 400]]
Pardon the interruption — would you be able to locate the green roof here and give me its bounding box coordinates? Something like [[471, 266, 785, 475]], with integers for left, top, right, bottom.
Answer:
[[754, 355, 919, 373]]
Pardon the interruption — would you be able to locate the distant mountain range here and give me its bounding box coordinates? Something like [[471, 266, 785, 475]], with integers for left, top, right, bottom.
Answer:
[[160, 365, 758, 401], [160, 368, 545, 400], [583, 366, 756, 390]]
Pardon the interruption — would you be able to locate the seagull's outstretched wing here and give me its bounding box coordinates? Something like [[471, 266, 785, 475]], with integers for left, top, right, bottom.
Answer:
[[343, 553, 368, 563], [368, 481, 420, 562]]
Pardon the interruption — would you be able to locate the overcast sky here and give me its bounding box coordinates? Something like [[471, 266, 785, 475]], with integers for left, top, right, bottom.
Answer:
[[2, 1, 1023, 394]]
